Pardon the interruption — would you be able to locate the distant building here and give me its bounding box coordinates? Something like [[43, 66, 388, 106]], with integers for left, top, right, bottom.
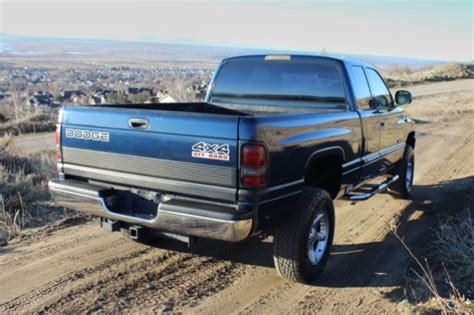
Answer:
[[0, 113, 8, 123], [159, 95, 176, 103], [0, 90, 10, 100], [29, 91, 54, 107], [88, 95, 106, 105], [63, 90, 86, 101], [128, 87, 154, 95]]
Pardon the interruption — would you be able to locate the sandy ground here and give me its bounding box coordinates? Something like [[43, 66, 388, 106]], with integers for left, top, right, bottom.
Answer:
[[1, 81, 473, 314]]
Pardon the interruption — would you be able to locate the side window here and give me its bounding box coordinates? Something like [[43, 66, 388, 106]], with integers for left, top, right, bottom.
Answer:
[[350, 66, 371, 110], [365, 68, 393, 108]]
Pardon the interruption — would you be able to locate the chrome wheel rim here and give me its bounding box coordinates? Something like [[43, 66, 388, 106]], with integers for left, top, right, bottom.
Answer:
[[406, 159, 414, 191], [307, 211, 329, 265]]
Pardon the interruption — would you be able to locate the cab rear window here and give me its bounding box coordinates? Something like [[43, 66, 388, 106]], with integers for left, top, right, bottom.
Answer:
[[211, 60, 346, 110]]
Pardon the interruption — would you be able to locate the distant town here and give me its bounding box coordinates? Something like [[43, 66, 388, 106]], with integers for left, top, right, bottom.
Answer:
[[0, 63, 212, 111]]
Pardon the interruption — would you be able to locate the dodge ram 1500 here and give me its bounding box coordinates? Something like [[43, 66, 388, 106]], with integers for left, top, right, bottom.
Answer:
[[49, 54, 415, 283]]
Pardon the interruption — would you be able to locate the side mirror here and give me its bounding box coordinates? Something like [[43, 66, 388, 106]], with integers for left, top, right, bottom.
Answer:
[[395, 90, 412, 106], [369, 95, 389, 109]]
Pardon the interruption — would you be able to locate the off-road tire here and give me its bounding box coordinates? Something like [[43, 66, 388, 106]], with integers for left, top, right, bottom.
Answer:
[[273, 187, 335, 284], [389, 145, 414, 199]]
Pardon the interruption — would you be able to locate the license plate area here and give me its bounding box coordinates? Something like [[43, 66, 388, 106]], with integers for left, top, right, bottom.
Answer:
[[103, 189, 160, 220]]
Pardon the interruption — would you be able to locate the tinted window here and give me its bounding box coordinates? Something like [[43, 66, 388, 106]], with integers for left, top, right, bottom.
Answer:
[[365, 68, 393, 108], [212, 61, 346, 107], [350, 66, 371, 110]]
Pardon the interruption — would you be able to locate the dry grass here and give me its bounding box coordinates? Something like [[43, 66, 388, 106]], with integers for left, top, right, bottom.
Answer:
[[394, 198, 474, 314], [161, 79, 200, 102], [0, 110, 57, 136], [0, 136, 75, 246], [383, 62, 474, 88], [433, 206, 474, 294]]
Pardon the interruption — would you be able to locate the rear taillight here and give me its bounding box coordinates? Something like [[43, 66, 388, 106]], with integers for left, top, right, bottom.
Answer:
[[55, 124, 62, 162], [241, 144, 267, 188]]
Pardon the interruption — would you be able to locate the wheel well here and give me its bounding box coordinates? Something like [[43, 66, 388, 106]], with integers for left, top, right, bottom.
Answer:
[[305, 154, 343, 199], [407, 132, 416, 148]]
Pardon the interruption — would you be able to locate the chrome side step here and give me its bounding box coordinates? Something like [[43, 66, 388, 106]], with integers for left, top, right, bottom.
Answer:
[[348, 175, 399, 201]]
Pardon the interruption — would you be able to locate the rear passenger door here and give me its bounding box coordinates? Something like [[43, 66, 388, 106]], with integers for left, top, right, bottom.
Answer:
[[350, 65, 385, 179], [365, 68, 405, 168]]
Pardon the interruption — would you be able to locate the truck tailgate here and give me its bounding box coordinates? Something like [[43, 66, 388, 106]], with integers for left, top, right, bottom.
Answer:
[[60, 106, 239, 189]]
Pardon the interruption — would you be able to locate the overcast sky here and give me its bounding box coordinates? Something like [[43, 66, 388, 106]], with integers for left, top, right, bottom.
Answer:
[[1, 0, 472, 61]]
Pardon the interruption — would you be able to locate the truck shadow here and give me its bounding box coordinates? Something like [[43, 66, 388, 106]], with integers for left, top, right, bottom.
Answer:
[[142, 175, 474, 294]]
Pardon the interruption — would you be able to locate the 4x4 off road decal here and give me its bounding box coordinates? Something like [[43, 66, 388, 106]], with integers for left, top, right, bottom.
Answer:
[[192, 141, 230, 161]]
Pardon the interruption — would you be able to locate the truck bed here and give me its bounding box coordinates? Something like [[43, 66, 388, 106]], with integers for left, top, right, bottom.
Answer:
[[93, 102, 249, 116]]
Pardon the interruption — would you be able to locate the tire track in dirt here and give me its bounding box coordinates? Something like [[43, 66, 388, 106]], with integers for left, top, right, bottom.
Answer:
[[0, 246, 154, 312], [1, 232, 252, 313], [37, 253, 245, 314], [0, 221, 100, 268]]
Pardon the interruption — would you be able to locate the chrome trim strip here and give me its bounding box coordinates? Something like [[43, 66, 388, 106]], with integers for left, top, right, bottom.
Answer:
[[49, 187, 101, 200], [379, 143, 405, 157], [62, 164, 237, 201], [263, 179, 305, 194], [361, 143, 405, 168], [238, 178, 304, 202], [158, 209, 236, 224], [342, 158, 362, 169], [342, 167, 360, 176], [171, 195, 239, 210], [62, 147, 236, 187], [257, 190, 302, 205], [362, 151, 380, 164], [343, 143, 404, 174]]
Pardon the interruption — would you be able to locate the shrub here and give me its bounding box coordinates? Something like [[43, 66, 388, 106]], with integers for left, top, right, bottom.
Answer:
[[0, 139, 75, 245]]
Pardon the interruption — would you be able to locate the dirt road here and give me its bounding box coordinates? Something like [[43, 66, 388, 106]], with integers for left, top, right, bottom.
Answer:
[[407, 78, 473, 97], [10, 132, 55, 154], [1, 81, 473, 314]]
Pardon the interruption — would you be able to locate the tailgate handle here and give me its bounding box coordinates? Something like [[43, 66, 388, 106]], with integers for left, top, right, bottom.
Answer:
[[129, 118, 149, 129]]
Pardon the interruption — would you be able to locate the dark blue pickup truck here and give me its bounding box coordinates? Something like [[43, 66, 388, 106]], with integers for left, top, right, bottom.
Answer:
[[49, 54, 415, 283]]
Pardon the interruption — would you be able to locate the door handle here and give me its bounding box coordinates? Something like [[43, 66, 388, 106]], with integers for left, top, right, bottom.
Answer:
[[128, 118, 149, 129]]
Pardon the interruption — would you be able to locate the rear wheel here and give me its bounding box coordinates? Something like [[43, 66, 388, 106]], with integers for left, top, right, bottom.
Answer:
[[273, 187, 334, 284], [389, 145, 414, 199]]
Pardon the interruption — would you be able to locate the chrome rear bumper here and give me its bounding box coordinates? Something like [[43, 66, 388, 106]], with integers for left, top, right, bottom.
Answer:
[[48, 178, 253, 242]]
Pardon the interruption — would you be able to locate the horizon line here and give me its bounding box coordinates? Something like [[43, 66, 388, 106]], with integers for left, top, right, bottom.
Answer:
[[0, 32, 465, 63]]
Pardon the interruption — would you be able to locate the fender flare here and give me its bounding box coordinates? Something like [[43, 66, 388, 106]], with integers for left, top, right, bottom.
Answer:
[[304, 146, 345, 172]]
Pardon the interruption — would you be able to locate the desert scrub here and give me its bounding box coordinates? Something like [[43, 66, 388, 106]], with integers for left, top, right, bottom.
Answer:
[[0, 139, 75, 245], [383, 62, 474, 88], [397, 196, 474, 314], [433, 206, 474, 295], [0, 110, 57, 136]]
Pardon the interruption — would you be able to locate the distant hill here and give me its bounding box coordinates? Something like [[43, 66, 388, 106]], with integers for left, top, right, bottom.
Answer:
[[383, 62, 474, 87], [0, 33, 454, 69]]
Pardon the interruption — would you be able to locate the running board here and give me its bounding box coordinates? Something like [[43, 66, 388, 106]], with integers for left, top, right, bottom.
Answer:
[[347, 175, 399, 201]]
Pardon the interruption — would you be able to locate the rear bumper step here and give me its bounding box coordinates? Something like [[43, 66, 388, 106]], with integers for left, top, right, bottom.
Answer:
[[48, 178, 253, 242]]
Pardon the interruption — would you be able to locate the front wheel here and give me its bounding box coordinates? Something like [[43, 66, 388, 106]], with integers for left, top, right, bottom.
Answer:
[[273, 187, 335, 284]]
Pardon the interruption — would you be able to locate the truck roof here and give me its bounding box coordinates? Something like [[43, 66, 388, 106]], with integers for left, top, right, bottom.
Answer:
[[222, 54, 376, 69]]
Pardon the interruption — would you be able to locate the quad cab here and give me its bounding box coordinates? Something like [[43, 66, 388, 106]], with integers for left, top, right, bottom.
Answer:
[[49, 55, 415, 283]]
